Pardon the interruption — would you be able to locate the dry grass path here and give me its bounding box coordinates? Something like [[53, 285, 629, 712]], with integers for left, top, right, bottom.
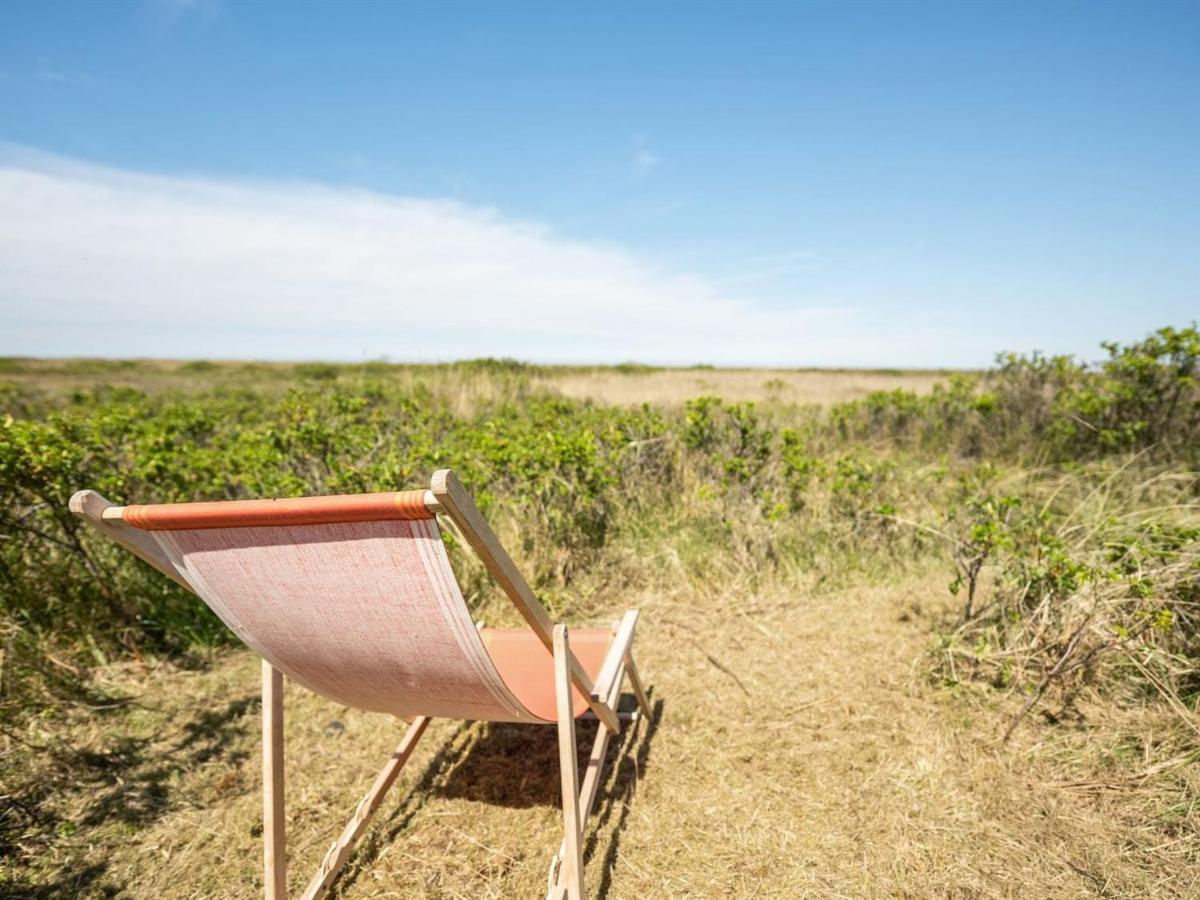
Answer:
[[10, 567, 1192, 897]]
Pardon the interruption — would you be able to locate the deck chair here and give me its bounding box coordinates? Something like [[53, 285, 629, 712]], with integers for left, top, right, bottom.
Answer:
[[69, 469, 649, 900]]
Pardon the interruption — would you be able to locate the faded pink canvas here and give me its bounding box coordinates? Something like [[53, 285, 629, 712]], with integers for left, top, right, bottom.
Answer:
[[151, 517, 543, 722]]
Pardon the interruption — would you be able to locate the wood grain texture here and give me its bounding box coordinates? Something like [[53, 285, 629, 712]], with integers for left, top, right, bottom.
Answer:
[[590, 610, 638, 704], [69, 490, 191, 590], [301, 716, 431, 900], [625, 655, 652, 718], [554, 625, 586, 900], [262, 661, 287, 900]]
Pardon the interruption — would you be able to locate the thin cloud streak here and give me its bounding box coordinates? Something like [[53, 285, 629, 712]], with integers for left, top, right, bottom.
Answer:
[[35, 58, 95, 87], [632, 147, 659, 177], [0, 148, 978, 366], [146, 0, 221, 20], [631, 136, 660, 178]]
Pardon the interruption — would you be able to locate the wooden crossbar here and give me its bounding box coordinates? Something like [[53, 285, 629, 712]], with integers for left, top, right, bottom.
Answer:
[[301, 715, 431, 900]]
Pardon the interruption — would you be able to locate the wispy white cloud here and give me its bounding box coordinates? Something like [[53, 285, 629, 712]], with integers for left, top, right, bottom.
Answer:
[[145, 0, 221, 23], [35, 61, 94, 86], [714, 251, 817, 287], [631, 136, 660, 178], [0, 147, 984, 366]]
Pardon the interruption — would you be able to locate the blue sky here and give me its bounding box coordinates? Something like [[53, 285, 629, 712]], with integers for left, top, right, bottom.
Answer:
[[1, 0, 1197, 366]]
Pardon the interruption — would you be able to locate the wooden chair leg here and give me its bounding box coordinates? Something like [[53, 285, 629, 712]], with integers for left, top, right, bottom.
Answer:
[[624, 654, 651, 718], [301, 716, 431, 900], [549, 620, 651, 898], [550, 705, 616, 897], [262, 660, 287, 900], [554, 626, 586, 900]]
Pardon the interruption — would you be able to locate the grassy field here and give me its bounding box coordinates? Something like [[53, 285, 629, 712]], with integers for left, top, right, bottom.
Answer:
[[2, 332, 1198, 897], [0, 357, 953, 407], [534, 367, 955, 407]]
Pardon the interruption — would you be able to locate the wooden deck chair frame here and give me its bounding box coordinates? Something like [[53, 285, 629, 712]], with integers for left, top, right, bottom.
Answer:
[[70, 469, 649, 900]]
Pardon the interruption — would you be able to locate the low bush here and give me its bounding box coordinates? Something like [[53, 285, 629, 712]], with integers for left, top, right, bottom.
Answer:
[[835, 324, 1200, 464], [939, 464, 1200, 738], [1, 324, 1197, 740]]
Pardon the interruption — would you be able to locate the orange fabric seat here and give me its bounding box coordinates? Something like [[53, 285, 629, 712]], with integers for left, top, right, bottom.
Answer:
[[482, 627, 613, 721]]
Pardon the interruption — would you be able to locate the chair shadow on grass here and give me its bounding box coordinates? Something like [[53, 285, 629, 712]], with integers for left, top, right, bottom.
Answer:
[[333, 690, 663, 898], [587, 694, 664, 900]]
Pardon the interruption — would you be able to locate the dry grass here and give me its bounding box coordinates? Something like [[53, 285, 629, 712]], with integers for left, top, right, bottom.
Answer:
[[0, 358, 953, 409], [2, 360, 955, 408], [6, 565, 1194, 898], [535, 368, 953, 407]]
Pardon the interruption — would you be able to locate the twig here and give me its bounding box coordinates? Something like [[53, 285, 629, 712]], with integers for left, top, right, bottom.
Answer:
[[1001, 616, 1102, 744], [687, 639, 751, 697]]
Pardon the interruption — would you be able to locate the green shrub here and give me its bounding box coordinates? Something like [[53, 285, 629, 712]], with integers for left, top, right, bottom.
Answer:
[[293, 362, 339, 381], [941, 464, 1200, 738], [831, 324, 1200, 465], [2, 323, 1196, 733]]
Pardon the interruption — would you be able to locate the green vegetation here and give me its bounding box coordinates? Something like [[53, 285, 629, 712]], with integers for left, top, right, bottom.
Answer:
[[831, 326, 1200, 736], [2, 327, 1198, 722], [1, 326, 1198, 889]]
